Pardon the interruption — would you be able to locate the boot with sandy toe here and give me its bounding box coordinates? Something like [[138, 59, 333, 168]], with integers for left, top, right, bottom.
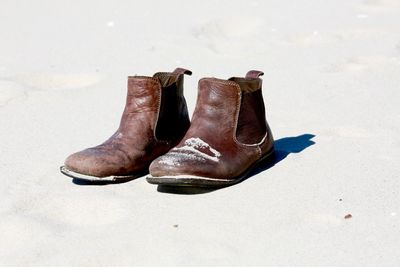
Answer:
[[147, 70, 275, 187], [60, 68, 192, 183]]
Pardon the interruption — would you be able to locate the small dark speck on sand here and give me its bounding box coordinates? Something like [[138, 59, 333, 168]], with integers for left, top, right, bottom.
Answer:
[[344, 214, 352, 219], [339, 198, 342, 201], [173, 224, 179, 228]]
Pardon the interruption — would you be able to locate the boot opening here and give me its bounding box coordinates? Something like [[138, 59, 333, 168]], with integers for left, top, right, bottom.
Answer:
[[153, 73, 189, 142], [229, 77, 262, 93], [153, 72, 180, 87]]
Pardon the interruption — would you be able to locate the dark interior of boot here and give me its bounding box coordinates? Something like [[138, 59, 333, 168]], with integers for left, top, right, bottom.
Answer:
[[153, 72, 187, 141], [153, 72, 179, 87], [228, 77, 262, 93]]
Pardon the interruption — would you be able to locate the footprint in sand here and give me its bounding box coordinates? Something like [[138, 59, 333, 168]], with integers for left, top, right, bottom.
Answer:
[[324, 55, 399, 73], [0, 80, 26, 106], [281, 31, 336, 46], [11, 73, 102, 91], [193, 17, 265, 53]]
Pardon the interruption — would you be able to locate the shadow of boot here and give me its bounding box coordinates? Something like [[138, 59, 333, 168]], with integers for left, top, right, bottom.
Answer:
[[249, 133, 316, 177], [157, 185, 218, 194]]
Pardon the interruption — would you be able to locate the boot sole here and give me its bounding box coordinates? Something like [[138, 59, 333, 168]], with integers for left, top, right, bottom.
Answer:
[[59, 166, 146, 183], [146, 148, 275, 188]]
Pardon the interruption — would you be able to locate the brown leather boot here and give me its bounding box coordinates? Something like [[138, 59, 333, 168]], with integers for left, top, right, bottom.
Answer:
[[60, 68, 192, 182], [147, 70, 274, 187]]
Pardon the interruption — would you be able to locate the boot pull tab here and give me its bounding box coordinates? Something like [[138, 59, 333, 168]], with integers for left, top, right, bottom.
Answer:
[[173, 68, 192, 76], [246, 70, 264, 79]]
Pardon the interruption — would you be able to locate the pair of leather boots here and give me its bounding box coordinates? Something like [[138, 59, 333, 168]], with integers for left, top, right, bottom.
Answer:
[[60, 68, 274, 187]]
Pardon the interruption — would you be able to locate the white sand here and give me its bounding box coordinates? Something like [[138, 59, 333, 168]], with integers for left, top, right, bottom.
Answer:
[[1, 0, 400, 266]]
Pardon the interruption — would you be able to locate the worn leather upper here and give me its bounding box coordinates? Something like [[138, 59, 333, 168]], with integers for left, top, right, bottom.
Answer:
[[150, 72, 274, 180], [64, 69, 191, 177]]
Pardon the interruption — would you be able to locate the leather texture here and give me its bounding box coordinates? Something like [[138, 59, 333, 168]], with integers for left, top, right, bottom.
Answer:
[[64, 68, 191, 178], [149, 70, 274, 180]]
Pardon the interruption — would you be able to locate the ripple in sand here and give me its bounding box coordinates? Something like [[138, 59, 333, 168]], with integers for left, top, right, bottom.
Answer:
[[12, 73, 102, 91]]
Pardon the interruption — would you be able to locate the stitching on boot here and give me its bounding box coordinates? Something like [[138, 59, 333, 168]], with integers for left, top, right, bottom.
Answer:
[[152, 80, 164, 143]]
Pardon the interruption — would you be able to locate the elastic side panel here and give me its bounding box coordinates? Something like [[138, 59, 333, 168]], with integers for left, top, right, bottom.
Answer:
[[236, 87, 267, 145]]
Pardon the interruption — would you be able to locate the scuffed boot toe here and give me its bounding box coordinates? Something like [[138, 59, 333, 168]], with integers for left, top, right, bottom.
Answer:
[[62, 149, 105, 180], [147, 152, 230, 187], [61, 149, 129, 182]]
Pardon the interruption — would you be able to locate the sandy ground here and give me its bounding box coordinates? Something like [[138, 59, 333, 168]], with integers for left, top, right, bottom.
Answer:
[[1, 0, 400, 266]]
